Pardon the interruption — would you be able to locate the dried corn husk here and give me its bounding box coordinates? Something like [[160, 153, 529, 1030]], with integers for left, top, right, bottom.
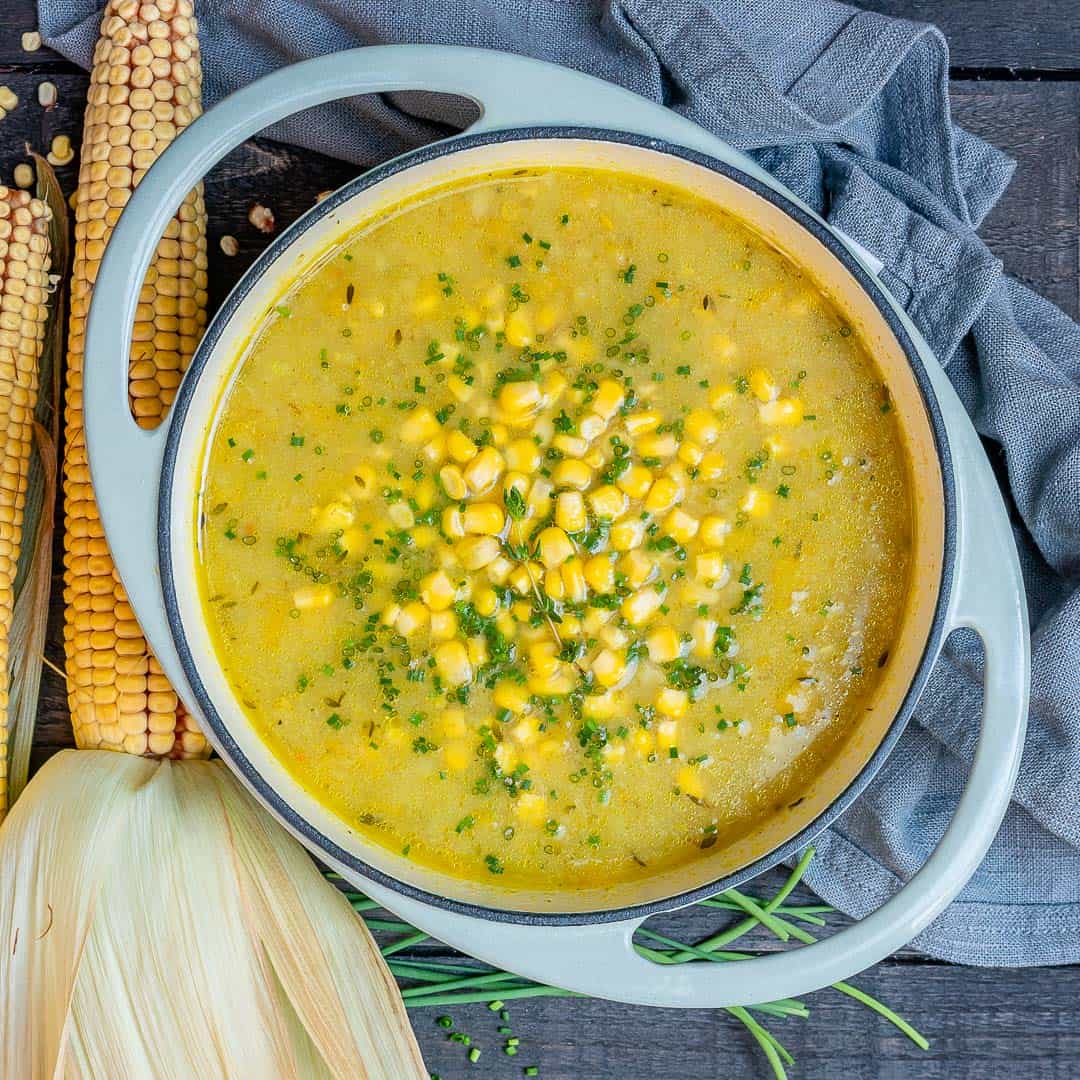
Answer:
[[0, 750, 427, 1079]]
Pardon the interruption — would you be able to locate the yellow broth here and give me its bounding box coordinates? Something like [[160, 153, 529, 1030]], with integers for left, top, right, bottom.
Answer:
[[197, 167, 912, 889]]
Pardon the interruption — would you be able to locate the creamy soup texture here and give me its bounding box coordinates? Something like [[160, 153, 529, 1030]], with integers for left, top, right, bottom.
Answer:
[[198, 167, 912, 889]]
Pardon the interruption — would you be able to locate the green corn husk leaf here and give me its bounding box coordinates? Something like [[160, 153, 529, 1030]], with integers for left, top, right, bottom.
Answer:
[[6, 153, 68, 808], [0, 750, 427, 1079]]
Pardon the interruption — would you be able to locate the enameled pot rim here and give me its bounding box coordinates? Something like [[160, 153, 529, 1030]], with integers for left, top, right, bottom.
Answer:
[[160, 126, 957, 926]]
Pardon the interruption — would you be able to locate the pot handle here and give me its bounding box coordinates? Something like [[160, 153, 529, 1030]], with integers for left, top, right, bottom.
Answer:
[[361, 374, 1029, 1007], [83, 44, 726, 674]]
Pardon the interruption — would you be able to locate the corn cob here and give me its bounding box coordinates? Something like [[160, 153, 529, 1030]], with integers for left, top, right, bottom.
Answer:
[[0, 188, 51, 817], [63, 0, 209, 758]]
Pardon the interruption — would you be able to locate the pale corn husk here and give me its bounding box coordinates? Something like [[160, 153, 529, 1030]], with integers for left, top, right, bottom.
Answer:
[[6, 154, 67, 809], [0, 750, 427, 1079]]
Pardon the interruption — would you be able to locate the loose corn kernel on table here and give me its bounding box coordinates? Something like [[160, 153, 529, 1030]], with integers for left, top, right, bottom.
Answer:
[[5, 1, 1077, 1075]]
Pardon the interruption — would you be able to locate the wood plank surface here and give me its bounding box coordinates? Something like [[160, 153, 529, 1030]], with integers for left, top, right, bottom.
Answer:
[[1, 1, 1077, 1077]]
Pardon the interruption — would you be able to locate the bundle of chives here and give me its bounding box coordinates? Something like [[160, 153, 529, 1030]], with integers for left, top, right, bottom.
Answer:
[[335, 847, 929, 1080]]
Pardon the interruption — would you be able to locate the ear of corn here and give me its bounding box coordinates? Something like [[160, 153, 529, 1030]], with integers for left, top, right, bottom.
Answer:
[[0, 187, 52, 820], [63, 0, 209, 759]]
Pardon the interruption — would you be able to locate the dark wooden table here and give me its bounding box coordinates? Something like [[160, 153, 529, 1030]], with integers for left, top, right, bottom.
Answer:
[[2, 2, 1077, 1076]]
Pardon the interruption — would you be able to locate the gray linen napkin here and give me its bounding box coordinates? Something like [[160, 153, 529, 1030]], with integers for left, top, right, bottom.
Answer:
[[38, 0, 1080, 966]]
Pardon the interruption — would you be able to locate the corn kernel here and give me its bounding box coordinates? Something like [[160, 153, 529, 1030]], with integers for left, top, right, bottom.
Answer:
[[555, 491, 587, 532], [584, 554, 615, 594], [589, 485, 628, 520], [697, 452, 726, 481], [467, 637, 488, 667], [435, 641, 472, 686], [536, 526, 575, 569], [420, 570, 456, 611], [499, 379, 541, 416], [422, 435, 446, 465], [463, 502, 505, 535], [633, 728, 655, 755], [440, 463, 468, 500], [749, 369, 779, 402], [293, 584, 335, 610], [430, 609, 458, 640], [512, 600, 533, 622], [624, 410, 661, 436], [678, 441, 704, 467], [401, 406, 441, 444], [616, 465, 653, 500], [509, 564, 535, 596], [458, 535, 501, 570], [440, 708, 468, 738], [600, 623, 629, 649], [528, 641, 561, 677], [620, 549, 654, 589], [647, 626, 682, 663], [700, 516, 731, 548], [444, 741, 472, 770], [692, 617, 718, 658], [637, 432, 678, 459], [447, 429, 479, 463], [712, 333, 738, 359], [494, 681, 531, 713], [490, 423, 510, 447], [414, 478, 438, 510], [544, 568, 566, 600], [527, 476, 553, 518], [592, 379, 625, 420], [442, 506, 465, 538], [529, 669, 576, 696], [644, 476, 682, 514], [696, 552, 728, 583], [542, 369, 568, 405], [381, 603, 401, 627], [396, 601, 429, 635], [759, 398, 804, 426], [677, 766, 706, 799], [742, 487, 771, 517], [684, 408, 721, 445], [464, 446, 505, 494], [475, 587, 499, 616], [506, 437, 542, 473], [554, 433, 589, 458], [579, 413, 606, 441], [592, 648, 626, 688], [657, 687, 688, 718], [388, 502, 415, 529], [505, 311, 533, 348], [552, 459, 593, 490], [622, 588, 663, 626], [562, 557, 588, 602], [584, 691, 621, 720], [487, 555, 514, 584], [447, 374, 475, 402], [708, 384, 736, 409], [496, 611, 516, 637], [610, 518, 646, 551], [655, 719, 679, 749], [664, 508, 699, 543]]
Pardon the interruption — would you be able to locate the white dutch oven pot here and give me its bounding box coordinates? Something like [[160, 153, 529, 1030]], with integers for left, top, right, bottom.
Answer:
[[83, 47, 1028, 1008]]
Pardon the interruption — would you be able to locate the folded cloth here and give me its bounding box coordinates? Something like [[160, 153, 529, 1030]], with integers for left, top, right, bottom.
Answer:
[[39, 0, 1080, 966]]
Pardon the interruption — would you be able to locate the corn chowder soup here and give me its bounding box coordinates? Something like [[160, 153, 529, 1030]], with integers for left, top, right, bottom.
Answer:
[[198, 167, 912, 889]]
